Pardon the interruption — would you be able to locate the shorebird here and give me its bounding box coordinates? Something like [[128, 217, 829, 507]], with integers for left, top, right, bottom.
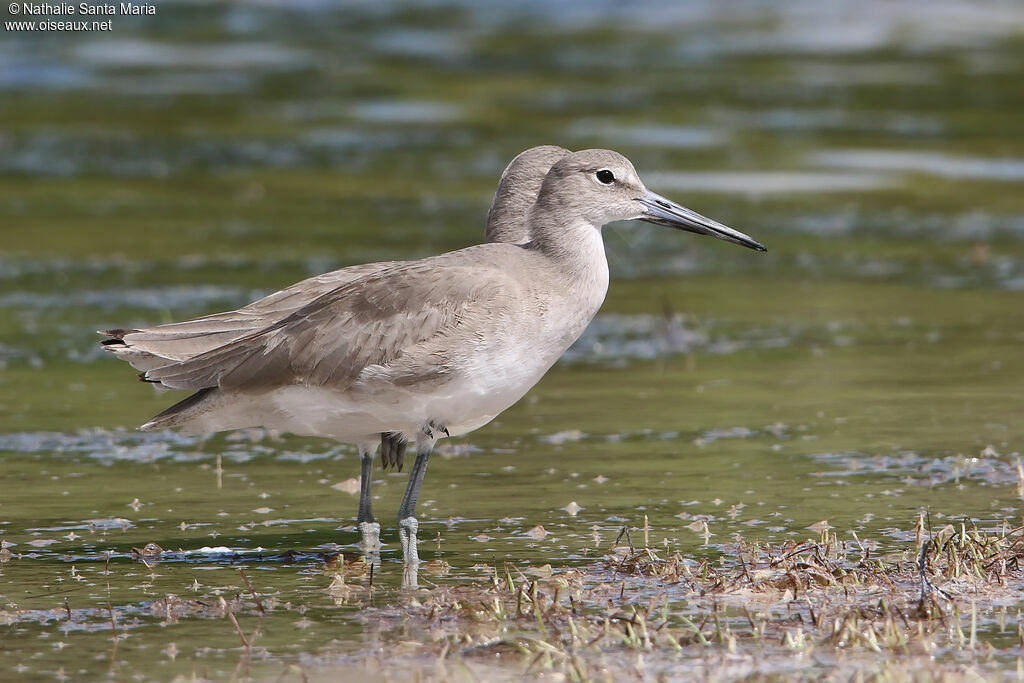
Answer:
[[102, 148, 765, 567], [101, 145, 570, 546]]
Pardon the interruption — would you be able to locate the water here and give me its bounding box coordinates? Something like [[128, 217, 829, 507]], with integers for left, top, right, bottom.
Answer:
[[2, 0, 1024, 678]]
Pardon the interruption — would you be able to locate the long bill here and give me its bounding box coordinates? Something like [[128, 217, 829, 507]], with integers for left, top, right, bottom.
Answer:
[[636, 191, 767, 252]]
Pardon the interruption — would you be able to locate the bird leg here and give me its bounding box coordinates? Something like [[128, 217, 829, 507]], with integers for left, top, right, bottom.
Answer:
[[397, 422, 443, 569], [356, 443, 381, 562]]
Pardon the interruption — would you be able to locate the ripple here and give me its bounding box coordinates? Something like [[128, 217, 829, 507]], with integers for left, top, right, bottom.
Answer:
[[74, 39, 313, 71], [0, 58, 93, 92], [811, 149, 1024, 182], [717, 108, 945, 136], [0, 285, 253, 312], [562, 313, 803, 364], [372, 29, 470, 59], [0, 429, 197, 459], [567, 122, 726, 149], [0, 128, 460, 178], [811, 449, 1024, 489], [645, 171, 894, 195], [349, 100, 463, 125]]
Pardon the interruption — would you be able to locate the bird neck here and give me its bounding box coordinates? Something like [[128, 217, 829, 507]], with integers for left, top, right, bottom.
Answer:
[[525, 208, 610, 304], [485, 205, 529, 245], [486, 182, 534, 245]]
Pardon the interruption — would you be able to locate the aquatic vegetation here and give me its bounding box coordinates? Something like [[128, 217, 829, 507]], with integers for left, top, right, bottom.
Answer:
[[8, 521, 1023, 679], [294, 522, 1024, 679]]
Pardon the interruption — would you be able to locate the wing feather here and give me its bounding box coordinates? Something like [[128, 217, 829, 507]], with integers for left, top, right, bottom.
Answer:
[[143, 256, 515, 393], [101, 262, 397, 367]]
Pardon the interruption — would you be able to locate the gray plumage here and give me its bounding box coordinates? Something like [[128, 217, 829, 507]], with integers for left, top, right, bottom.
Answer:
[[486, 145, 570, 244], [101, 147, 764, 568], [143, 256, 512, 394], [101, 263, 392, 371], [128, 148, 764, 438], [101, 145, 569, 376]]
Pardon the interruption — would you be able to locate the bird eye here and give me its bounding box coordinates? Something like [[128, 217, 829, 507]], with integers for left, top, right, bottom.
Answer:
[[596, 169, 615, 184]]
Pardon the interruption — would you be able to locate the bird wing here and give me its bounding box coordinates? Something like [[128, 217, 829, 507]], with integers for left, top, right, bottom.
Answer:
[[100, 262, 397, 367], [142, 252, 517, 393]]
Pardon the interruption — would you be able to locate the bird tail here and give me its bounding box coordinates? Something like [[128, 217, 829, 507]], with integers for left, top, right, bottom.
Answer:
[[139, 387, 217, 431]]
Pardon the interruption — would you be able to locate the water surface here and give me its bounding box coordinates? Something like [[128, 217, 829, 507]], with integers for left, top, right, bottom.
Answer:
[[2, 0, 1024, 679]]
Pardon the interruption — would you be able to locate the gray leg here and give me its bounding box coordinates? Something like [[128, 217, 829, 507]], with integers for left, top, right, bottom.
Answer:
[[357, 446, 375, 524], [397, 423, 443, 569], [355, 443, 381, 559]]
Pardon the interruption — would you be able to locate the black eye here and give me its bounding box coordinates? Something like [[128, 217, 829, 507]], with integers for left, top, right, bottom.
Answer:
[[596, 169, 615, 184]]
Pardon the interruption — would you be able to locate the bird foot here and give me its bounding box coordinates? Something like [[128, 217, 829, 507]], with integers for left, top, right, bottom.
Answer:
[[380, 432, 408, 471], [398, 516, 420, 567], [358, 521, 381, 550], [402, 560, 419, 590], [358, 521, 382, 568], [420, 421, 449, 440]]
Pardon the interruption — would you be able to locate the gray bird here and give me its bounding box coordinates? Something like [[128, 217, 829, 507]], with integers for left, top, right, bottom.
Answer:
[[101, 145, 570, 546], [103, 148, 765, 568]]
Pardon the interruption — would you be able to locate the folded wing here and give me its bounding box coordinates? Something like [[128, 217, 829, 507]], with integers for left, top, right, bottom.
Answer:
[[141, 256, 514, 395], [100, 263, 396, 371]]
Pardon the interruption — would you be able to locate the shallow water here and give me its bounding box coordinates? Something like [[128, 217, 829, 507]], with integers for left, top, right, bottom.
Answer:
[[2, 0, 1024, 679]]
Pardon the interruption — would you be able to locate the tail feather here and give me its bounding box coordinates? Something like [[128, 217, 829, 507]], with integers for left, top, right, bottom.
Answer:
[[101, 328, 141, 340], [98, 320, 267, 372], [99, 264, 389, 375], [140, 387, 217, 431]]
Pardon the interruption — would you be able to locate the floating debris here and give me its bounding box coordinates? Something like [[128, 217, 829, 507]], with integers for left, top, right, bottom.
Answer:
[[807, 519, 832, 533], [540, 430, 586, 445], [331, 479, 361, 495]]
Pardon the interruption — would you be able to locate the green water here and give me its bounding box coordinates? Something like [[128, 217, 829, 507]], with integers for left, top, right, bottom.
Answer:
[[2, 2, 1024, 679]]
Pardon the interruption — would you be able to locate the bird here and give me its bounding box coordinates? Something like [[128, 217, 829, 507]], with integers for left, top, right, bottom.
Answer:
[[100, 145, 570, 549], [102, 148, 765, 568]]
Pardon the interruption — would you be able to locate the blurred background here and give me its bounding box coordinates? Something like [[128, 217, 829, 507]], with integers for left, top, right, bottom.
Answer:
[[2, 0, 1024, 677]]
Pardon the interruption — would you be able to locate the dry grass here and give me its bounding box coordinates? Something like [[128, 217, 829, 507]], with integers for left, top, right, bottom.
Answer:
[[6, 521, 1024, 680], [308, 521, 1024, 681]]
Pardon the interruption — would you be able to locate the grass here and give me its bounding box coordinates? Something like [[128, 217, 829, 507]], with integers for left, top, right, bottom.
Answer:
[[5, 495, 1024, 679], [250, 518, 1024, 680]]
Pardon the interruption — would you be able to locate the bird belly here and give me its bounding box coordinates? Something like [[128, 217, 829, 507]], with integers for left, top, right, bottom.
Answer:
[[169, 287, 598, 445], [184, 335, 562, 444]]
